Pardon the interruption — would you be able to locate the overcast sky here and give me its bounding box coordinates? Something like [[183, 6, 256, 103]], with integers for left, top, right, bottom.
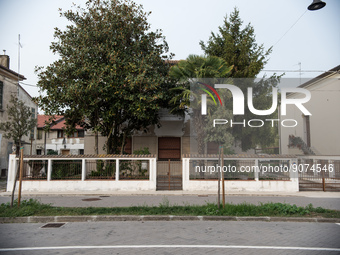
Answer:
[[0, 0, 339, 100]]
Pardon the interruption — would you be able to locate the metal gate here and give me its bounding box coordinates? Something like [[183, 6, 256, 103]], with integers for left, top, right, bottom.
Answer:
[[156, 160, 182, 190], [298, 159, 340, 191]]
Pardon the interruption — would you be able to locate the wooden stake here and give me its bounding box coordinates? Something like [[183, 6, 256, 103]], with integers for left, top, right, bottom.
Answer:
[[322, 170, 325, 192], [168, 159, 171, 190], [217, 146, 221, 208], [221, 147, 225, 208], [17, 147, 24, 208]]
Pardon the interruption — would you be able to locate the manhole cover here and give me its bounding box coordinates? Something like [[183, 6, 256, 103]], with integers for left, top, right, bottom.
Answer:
[[82, 198, 102, 201], [41, 223, 65, 228], [198, 195, 209, 197]]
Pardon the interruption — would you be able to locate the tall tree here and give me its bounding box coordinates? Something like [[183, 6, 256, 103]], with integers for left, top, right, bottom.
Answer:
[[0, 95, 37, 152], [169, 55, 233, 155], [36, 0, 174, 154], [200, 8, 280, 151], [200, 8, 271, 78]]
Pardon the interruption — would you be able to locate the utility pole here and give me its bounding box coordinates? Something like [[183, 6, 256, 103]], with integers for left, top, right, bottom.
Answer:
[[217, 145, 221, 208], [17, 34, 22, 97], [221, 147, 225, 208]]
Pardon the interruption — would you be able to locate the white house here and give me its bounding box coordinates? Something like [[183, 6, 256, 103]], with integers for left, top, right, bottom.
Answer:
[[0, 54, 38, 175], [280, 65, 340, 155], [37, 115, 84, 155]]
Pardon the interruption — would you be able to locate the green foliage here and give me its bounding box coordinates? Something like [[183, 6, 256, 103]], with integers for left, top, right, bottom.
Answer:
[[1, 200, 339, 218], [0, 95, 37, 148], [200, 8, 271, 79], [169, 55, 233, 154], [204, 97, 234, 150], [133, 147, 151, 155], [35, 0, 175, 154], [51, 161, 82, 179], [47, 150, 58, 155], [200, 8, 281, 151], [0, 199, 52, 217], [89, 160, 115, 178], [230, 78, 280, 151]]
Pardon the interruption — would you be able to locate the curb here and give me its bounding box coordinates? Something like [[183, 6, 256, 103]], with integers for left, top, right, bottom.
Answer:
[[0, 215, 339, 224]]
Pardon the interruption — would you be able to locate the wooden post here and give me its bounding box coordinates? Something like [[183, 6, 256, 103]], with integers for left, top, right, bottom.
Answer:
[[17, 147, 24, 208], [221, 147, 225, 208], [217, 146, 221, 208], [322, 170, 325, 192], [168, 159, 171, 190]]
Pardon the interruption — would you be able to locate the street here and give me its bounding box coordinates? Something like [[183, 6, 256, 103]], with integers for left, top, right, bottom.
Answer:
[[0, 221, 339, 255]]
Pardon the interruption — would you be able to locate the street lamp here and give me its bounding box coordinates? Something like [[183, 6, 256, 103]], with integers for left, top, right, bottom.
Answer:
[[308, 0, 326, 11]]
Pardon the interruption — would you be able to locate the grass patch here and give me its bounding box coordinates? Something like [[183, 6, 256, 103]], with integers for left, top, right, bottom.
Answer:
[[1, 199, 339, 218]]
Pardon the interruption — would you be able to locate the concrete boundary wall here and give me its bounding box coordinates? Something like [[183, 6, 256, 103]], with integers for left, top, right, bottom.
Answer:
[[182, 156, 299, 192], [8, 154, 338, 193], [6, 154, 157, 192]]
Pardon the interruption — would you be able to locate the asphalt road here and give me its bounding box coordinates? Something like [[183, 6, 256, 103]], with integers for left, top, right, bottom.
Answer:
[[0, 221, 339, 255]]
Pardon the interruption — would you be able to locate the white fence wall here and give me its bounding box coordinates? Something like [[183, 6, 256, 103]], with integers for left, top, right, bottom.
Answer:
[[7, 154, 157, 192], [10, 154, 338, 193], [182, 156, 299, 192]]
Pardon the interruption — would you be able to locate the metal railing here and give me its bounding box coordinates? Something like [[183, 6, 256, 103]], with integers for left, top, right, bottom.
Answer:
[[10, 154, 156, 181]]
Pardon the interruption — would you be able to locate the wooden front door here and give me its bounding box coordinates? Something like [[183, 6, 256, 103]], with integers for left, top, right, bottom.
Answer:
[[157, 137, 182, 190], [61, 150, 70, 155]]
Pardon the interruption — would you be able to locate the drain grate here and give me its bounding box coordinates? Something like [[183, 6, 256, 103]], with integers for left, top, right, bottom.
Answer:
[[41, 223, 65, 228], [82, 198, 102, 201]]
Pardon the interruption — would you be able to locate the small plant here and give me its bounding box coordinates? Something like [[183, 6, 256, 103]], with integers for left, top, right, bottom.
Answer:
[[205, 203, 219, 215], [90, 160, 116, 178], [0, 199, 52, 217], [159, 197, 170, 208], [47, 150, 58, 155]]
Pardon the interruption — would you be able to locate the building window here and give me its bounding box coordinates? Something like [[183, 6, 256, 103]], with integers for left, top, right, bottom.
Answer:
[[79, 149, 84, 155], [0, 81, 3, 110], [57, 130, 64, 138], [68, 130, 84, 138], [36, 149, 42, 155], [37, 129, 43, 140]]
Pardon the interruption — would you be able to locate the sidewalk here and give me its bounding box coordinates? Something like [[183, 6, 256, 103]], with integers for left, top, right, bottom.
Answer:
[[1, 190, 340, 210]]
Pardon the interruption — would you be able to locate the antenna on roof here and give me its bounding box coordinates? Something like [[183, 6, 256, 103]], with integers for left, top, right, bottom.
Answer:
[[17, 34, 22, 96]]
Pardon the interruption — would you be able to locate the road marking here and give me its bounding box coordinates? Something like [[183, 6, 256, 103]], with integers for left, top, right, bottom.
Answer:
[[336, 223, 340, 226], [0, 245, 339, 252]]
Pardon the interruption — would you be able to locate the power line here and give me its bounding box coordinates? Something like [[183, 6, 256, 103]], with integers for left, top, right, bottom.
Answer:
[[273, 10, 307, 47], [19, 82, 38, 87], [261, 70, 337, 73]]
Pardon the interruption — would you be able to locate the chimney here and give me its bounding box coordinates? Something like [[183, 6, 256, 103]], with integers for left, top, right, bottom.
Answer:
[[0, 50, 10, 68]]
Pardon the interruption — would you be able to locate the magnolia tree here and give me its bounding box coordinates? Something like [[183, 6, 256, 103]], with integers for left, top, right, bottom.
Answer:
[[36, 0, 175, 154]]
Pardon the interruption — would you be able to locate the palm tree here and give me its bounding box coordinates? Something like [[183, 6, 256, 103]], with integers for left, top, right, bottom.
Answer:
[[169, 55, 233, 155]]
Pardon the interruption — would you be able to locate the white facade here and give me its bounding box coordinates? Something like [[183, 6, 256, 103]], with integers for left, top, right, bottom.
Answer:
[[280, 66, 340, 155], [0, 55, 38, 173]]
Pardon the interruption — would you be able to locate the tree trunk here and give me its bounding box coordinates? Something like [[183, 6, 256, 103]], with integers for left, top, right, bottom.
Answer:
[[10, 141, 21, 207], [120, 132, 127, 155], [94, 130, 99, 154]]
